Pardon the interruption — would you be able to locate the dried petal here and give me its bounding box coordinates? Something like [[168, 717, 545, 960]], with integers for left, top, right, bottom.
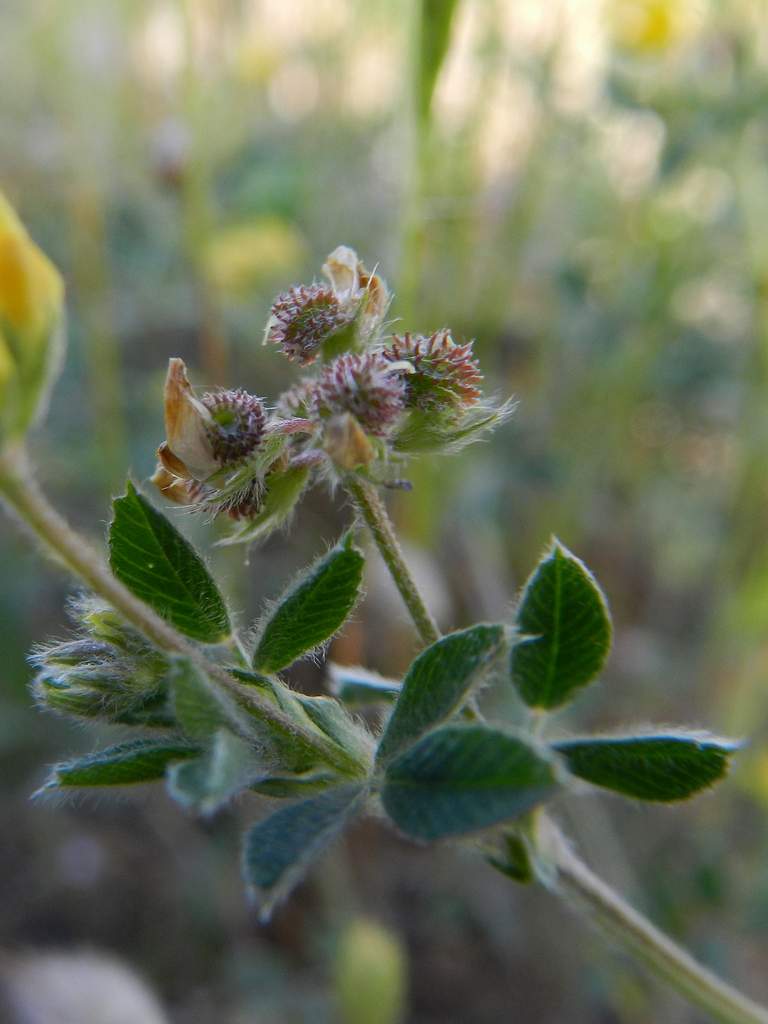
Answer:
[[163, 358, 219, 479], [322, 245, 361, 304], [323, 413, 375, 470]]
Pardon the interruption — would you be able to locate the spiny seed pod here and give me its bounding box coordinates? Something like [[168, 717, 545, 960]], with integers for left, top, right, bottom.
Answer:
[[380, 330, 482, 413], [265, 284, 355, 365], [201, 388, 266, 467], [312, 352, 406, 437]]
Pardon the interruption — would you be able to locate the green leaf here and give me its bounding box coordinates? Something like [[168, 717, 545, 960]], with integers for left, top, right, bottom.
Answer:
[[170, 657, 250, 740], [554, 732, 740, 802], [327, 663, 401, 706], [253, 534, 365, 673], [217, 464, 311, 548], [381, 725, 557, 841], [167, 728, 259, 814], [242, 784, 365, 919], [250, 769, 339, 799], [296, 694, 374, 766], [417, 0, 461, 125], [376, 625, 505, 765], [109, 481, 230, 643], [41, 739, 198, 790], [511, 540, 611, 710]]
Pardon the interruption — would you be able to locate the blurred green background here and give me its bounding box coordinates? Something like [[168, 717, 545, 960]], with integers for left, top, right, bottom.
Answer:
[[3, 0, 768, 1020]]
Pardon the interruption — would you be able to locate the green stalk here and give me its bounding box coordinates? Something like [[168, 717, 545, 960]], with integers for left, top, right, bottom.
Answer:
[[0, 445, 362, 777], [345, 474, 440, 647], [347, 472, 768, 1024]]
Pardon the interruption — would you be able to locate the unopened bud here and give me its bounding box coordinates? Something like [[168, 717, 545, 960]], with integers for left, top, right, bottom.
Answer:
[[264, 284, 355, 365], [334, 918, 407, 1024], [156, 359, 266, 507], [323, 413, 375, 470], [380, 330, 482, 413], [313, 353, 406, 438], [0, 190, 65, 443]]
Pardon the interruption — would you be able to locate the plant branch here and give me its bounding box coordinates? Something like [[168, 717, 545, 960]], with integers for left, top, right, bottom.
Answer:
[[0, 446, 362, 777], [346, 471, 768, 1022], [345, 474, 440, 647], [536, 814, 768, 1024]]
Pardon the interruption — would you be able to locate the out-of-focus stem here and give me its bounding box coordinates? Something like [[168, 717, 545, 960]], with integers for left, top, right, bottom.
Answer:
[[536, 814, 768, 1024], [70, 186, 127, 488]]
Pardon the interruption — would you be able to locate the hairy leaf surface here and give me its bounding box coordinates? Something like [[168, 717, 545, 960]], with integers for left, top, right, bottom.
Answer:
[[554, 733, 739, 801], [511, 540, 611, 710], [376, 625, 505, 765], [253, 534, 364, 672], [110, 482, 230, 642], [382, 725, 557, 840]]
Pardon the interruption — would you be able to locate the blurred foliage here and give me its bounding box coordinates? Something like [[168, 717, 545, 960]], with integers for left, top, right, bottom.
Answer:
[[3, 0, 768, 1021]]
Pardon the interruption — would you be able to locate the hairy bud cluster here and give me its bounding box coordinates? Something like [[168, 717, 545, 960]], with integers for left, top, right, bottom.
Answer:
[[264, 245, 389, 365], [265, 284, 355, 365], [151, 359, 270, 516], [380, 331, 482, 413], [312, 353, 406, 437], [201, 388, 266, 466], [31, 600, 170, 726], [151, 244, 510, 543]]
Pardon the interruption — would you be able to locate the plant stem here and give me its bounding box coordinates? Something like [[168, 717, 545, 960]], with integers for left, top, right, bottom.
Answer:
[[0, 446, 361, 777], [536, 814, 768, 1024], [345, 474, 440, 647], [347, 474, 768, 1023]]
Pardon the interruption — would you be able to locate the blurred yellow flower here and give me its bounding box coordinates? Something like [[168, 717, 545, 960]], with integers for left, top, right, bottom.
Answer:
[[607, 0, 701, 52], [0, 190, 64, 443], [202, 218, 306, 296]]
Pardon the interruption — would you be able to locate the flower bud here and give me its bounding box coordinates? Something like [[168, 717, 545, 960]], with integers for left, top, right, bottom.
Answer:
[[312, 352, 406, 438], [264, 284, 356, 365], [0, 190, 65, 443], [33, 672, 110, 720], [265, 246, 389, 365], [200, 387, 266, 466], [380, 330, 482, 413], [29, 638, 116, 669], [155, 359, 266, 506]]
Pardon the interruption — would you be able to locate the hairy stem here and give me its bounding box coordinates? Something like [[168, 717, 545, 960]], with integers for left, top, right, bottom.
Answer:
[[345, 474, 440, 647], [347, 473, 768, 1022], [537, 815, 768, 1024], [0, 446, 361, 777]]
